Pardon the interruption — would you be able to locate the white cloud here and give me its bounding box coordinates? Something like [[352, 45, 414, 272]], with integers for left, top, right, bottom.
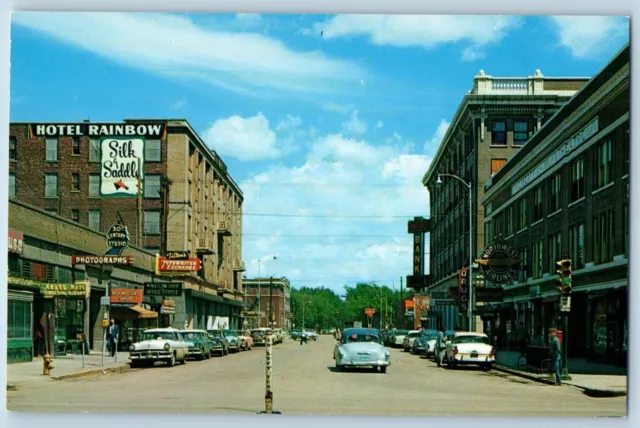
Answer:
[[276, 115, 303, 132], [424, 119, 450, 154], [170, 98, 187, 110], [322, 102, 353, 114], [341, 110, 367, 136], [240, 120, 432, 291], [376, 121, 384, 128], [461, 46, 486, 62], [12, 12, 363, 96], [313, 15, 522, 59], [550, 16, 629, 59], [203, 113, 280, 161], [235, 13, 264, 26]]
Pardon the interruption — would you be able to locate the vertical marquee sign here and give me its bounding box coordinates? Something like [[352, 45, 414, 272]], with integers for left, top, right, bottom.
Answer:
[[407, 217, 431, 291], [457, 267, 469, 313]]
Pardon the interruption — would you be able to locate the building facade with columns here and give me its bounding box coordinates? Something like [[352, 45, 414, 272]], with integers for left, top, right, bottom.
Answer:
[[420, 70, 589, 332]]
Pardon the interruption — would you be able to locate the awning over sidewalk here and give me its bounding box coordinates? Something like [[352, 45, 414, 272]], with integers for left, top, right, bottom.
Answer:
[[129, 305, 159, 319], [111, 305, 158, 320]]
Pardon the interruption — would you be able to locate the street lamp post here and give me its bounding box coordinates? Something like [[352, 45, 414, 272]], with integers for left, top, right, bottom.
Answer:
[[437, 173, 474, 332]]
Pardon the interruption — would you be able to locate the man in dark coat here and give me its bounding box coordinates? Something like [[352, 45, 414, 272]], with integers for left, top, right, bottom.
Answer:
[[106, 319, 120, 357], [549, 328, 562, 385]]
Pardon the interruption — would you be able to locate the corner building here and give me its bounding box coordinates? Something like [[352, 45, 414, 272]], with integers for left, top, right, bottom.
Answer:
[[9, 119, 246, 334], [420, 70, 589, 331], [482, 44, 629, 366], [243, 278, 292, 331]]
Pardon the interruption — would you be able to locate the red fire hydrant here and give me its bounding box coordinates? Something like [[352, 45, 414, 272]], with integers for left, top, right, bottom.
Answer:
[[42, 353, 55, 376]]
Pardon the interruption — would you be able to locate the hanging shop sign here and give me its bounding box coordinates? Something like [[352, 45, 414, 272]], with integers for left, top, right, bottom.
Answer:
[[29, 122, 166, 138], [8, 230, 24, 254], [457, 268, 469, 312], [165, 251, 190, 260], [161, 299, 176, 314], [144, 282, 182, 297], [364, 308, 376, 317], [101, 137, 144, 197], [406, 274, 430, 291], [110, 288, 144, 307], [407, 216, 431, 234], [106, 223, 130, 253], [41, 283, 87, 298], [71, 255, 133, 265], [412, 233, 424, 275], [475, 288, 505, 303], [475, 242, 520, 284], [155, 255, 202, 275]]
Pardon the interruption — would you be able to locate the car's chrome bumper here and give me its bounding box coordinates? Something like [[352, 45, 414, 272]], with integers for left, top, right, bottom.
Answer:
[[130, 351, 171, 360], [187, 348, 203, 355], [454, 355, 495, 364], [337, 358, 390, 367]]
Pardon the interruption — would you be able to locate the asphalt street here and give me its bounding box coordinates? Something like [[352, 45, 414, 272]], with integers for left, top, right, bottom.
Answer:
[[6, 336, 627, 416]]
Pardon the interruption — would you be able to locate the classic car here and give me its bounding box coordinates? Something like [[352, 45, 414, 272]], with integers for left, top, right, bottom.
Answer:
[[391, 330, 409, 348], [272, 329, 284, 344], [180, 329, 213, 360], [251, 328, 275, 346], [413, 330, 439, 356], [207, 330, 229, 356], [302, 329, 318, 341], [234, 329, 253, 350], [222, 330, 243, 352], [403, 330, 421, 352], [334, 328, 390, 373], [290, 330, 302, 340], [129, 328, 189, 368], [444, 332, 495, 370]]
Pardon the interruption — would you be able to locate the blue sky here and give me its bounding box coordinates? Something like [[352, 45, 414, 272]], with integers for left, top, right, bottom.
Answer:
[[9, 13, 629, 293]]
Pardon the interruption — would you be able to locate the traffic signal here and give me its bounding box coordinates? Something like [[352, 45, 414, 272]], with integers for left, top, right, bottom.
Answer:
[[556, 259, 572, 295]]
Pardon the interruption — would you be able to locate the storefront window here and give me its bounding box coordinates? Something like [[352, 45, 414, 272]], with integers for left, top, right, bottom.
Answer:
[[592, 300, 607, 354], [8, 300, 31, 339]]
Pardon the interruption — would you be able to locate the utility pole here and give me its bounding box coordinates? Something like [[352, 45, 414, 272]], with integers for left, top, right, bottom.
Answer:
[[136, 157, 143, 248], [269, 276, 274, 329], [399, 276, 403, 329]]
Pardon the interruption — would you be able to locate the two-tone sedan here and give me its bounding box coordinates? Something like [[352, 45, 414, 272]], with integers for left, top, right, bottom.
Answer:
[[333, 328, 391, 373], [412, 330, 438, 356], [403, 330, 421, 352], [129, 328, 189, 368], [223, 330, 243, 353], [444, 332, 495, 370], [207, 330, 230, 356], [180, 329, 213, 360], [391, 330, 409, 348], [251, 328, 272, 346]]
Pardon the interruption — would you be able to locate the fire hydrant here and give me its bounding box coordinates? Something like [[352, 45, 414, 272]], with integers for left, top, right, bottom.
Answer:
[[42, 353, 55, 376]]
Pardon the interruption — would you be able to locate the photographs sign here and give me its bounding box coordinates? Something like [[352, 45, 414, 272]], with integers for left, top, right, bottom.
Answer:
[[71, 255, 133, 265], [101, 137, 144, 197], [155, 255, 202, 275], [144, 282, 182, 296], [8, 230, 24, 254], [29, 123, 166, 138], [110, 288, 143, 307], [475, 288, 505, 303], [476, 242, 520, 284]]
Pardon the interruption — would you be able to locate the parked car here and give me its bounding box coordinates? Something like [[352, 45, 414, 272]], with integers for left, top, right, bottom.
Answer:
[[333, 328, 391, 373], [413, 330, 439, 356], [251, 328, 272, 346], [444, 332, 495, 370], [235, 329, 253, 350], [302, 329, 318, 341], [273, 329, 284, 344], [207, 330, 229, 356], [391, 330, 409, 348], [290, 330, 302, 340], [180, 329, 213, 360], [403, 330, 421, 352], [129, 328, 189, 368], [223, 330, 243, 353]]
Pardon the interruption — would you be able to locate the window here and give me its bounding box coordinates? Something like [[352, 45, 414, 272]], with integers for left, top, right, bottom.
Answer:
[[550, 174, 561, 212], [533, 187, 543, 222], [45, 138, 58, 161], [595, 139, 612, 188], [532, 241, 543, 278], [593, 210, 613, 264], [9, 173, 15, 198], [71, 209, 80, 223], [569, 223, 585, 269], [8, 300, 31, 340], [491, 158, 507, 176], [72, 173, 80, 191], [88, 174, 100, 197], [145, 139, 162, 162], [144, 175, 162, 198], [571, 158, 585, 201], [89, 139, 100, 162], [519, 198, 527, 230], [507, 206, 514, 236], [514, 121, 528, 145], [45, 174, 58, 198], [144, 211, 161, 235], [518, 247, 528, 282], [9, 137, 17, 160], [548, 232, 561, 273], [72, 137, 80, 155], [492, 121, 506, 146], [88, 209, 101, 231]]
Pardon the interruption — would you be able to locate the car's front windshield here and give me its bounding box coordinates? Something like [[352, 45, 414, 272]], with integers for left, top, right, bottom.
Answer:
[[208, 330, 223, 338], [345, 333, 381, 344], [141, 331, 176, 341], [225, 330, 238, 337], [408, 332, 420, 338], [181, 332, 203, 341], [454, 335, 490, 345], [395, 330, 409, 336]]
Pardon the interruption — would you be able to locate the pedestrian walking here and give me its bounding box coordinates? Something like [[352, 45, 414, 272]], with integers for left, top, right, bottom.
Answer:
[[106, 319, 120, 357], [300, 330, 308, 345], [517, 322, 529, 357], [436, 325, 446, 367], [549, 328, 562, 385]]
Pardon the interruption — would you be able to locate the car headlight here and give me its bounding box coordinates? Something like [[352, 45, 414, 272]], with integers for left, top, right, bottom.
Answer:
[[164, 343, 170, 351], [130, 344, 136, 351]]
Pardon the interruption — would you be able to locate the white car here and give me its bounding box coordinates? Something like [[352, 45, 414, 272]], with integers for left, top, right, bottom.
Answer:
[[444, 332, 495, 370], [393, 330, 409, 347], [403, 330, 421, 352], [334, 328, 391, 373], [129, 328, 189, 368]]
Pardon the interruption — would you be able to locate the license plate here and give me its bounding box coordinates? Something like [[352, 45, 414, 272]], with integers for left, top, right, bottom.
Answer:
[[471, 352, 478, 358], [359, 357, 369, 361]]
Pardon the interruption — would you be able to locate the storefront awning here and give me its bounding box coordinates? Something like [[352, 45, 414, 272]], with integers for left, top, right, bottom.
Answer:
[[129, 305, 159, 319]]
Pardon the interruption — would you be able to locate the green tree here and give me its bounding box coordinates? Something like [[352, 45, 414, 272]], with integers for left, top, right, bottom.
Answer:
[[291, 286, 344, 331]]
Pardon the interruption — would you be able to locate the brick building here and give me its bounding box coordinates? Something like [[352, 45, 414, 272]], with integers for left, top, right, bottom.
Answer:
[[420, 70, 589, 331], [243, 277, 291, 331], [9, 119, 247, 336], [482, 44, 629, 366]]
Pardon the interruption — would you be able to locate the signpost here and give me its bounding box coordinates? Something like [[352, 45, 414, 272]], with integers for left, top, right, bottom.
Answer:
[[258, 331, 281, 414], [364, 308, 376, 328], [407, 217, 430, 291], [476, 242, 520, 284]]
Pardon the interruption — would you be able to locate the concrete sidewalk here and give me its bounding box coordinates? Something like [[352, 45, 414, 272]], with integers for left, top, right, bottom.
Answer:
[[494, 350, 627, 397], [7, 351, 130, 389]]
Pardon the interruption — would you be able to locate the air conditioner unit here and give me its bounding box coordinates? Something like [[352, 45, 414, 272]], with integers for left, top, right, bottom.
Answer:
[[219, 279, 227, 288], [232, 260, 246, 271], [217, 221, 231, 236], [196, 238, 214, 254]]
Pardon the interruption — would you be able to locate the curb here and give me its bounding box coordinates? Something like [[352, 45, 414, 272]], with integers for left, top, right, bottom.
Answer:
[[494, 365, 627, 397], [51, 364, 131, 381]]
